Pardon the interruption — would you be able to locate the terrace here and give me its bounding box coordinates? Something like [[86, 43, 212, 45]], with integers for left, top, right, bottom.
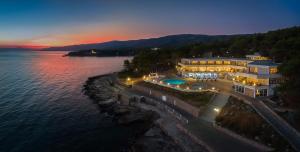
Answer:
[[143, 74, 218, 93], [232, 76, 268, 87]]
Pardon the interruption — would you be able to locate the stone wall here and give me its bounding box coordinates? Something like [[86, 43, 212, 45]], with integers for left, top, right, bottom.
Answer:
[[132, 85, 201, 117]]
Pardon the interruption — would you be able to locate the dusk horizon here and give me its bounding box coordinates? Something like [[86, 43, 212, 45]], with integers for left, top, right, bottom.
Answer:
[[1, 26, 299, 49], [1, 1, 300, 152], [1, 0, 300, 47]]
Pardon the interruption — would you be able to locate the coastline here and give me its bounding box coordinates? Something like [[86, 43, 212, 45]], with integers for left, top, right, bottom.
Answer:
[[83, 73, 186, 152]]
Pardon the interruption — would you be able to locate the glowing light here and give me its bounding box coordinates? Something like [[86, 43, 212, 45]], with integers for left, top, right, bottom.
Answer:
[[186, 86, 190, 90], [253, 83, 256, 86], [212, 87, 215, 90], [214, 108, 220, 113], [256, 90, 260, 94], [176, 85, 180, 88], [199, 87, 202, 90], [127, 77, 131, 81], [242, 80, 246, 84]]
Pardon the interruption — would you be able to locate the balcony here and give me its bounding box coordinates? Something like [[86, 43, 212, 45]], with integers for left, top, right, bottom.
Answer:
[[233, 79, 268, 90]]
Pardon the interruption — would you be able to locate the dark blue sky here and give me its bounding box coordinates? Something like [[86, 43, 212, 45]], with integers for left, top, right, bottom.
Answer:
[[0, 0, 299, 46]]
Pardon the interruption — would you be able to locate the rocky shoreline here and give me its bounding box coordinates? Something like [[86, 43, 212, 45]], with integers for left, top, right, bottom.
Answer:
[[83, 74, 184, 152]]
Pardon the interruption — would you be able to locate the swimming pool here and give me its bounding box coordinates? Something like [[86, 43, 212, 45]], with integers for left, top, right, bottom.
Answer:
[[163, 79, 186, 85]]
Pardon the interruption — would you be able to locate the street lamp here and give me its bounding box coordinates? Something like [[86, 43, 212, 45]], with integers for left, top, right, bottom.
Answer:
[[127, 77, 133, 86], [214, 108, 220, 113]]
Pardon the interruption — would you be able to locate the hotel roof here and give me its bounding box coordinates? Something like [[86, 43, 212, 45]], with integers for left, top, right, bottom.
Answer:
[[248, 60, 279, 66], [182, 57, 248, 61]]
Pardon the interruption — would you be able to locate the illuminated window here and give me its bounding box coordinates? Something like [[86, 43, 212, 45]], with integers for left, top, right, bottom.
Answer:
[[237, 61, 246, 66], [200, 61, 207, 65], [224, 61, 230, 65], [216, 61, 222, 65], [191, 61, 198, 64], [270, 67, 278, 74], [249, 67, 258, 73], [208, 61, 215, 65], [256, 89, 267, 97], [207, 67, 215, 71]]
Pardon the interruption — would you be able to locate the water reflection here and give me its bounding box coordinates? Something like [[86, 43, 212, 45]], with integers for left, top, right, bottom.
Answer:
[[0, 51, 133, 152]]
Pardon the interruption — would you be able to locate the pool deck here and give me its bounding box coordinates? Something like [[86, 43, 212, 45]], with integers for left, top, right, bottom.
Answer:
[[144, 78, 218, 93]]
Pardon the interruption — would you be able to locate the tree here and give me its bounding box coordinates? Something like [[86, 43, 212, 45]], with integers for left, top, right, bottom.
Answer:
[[123, 59, 131, 71]]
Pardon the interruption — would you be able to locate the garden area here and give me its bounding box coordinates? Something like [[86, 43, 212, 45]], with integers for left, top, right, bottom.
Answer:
[[215, 96, 295, 152]]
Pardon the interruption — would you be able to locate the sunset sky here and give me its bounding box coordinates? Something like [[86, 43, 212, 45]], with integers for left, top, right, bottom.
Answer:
[[0, 0, 300, 48]]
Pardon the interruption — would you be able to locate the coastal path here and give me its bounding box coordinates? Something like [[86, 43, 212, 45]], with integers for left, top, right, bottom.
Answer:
[[126, 87, 262, 152]]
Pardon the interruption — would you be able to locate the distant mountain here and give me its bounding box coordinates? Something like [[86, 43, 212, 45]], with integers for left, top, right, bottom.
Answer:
[[43, 34, 238, 51]]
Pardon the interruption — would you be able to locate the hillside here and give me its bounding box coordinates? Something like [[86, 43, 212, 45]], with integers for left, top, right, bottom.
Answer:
[[121, 26, 300, 108], [43, 34, 237, 51]]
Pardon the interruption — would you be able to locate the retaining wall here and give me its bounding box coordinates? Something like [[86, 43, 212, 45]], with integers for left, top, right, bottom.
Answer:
[[132, 85, 201, 117]]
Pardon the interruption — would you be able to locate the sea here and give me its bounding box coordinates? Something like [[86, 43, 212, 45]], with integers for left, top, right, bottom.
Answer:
[[0, 50, 133, 152]]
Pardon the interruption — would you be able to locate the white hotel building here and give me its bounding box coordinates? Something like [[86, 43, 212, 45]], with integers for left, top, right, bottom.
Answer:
[[176, 54, 282, 98]]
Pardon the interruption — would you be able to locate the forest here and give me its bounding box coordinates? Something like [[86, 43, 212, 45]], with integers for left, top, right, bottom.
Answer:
[[122, 26, 300, 107]]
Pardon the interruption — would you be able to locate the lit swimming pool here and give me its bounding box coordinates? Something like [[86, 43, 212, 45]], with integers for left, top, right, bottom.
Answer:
[[163, 79, 186, 85]]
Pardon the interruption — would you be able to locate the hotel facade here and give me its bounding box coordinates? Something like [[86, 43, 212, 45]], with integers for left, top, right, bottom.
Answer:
[[176, 54, 282, 98]]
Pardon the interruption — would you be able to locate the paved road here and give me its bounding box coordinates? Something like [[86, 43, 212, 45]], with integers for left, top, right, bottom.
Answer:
[[127, 87, 262, 152], [138, 101, 210, 152], [186, 119, 261, 152], [125, 79, 300, 151]]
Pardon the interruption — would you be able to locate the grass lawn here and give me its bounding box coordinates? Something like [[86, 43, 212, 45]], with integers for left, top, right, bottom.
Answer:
[[137, 81, 214, 108], [215, 96, 295, 151]]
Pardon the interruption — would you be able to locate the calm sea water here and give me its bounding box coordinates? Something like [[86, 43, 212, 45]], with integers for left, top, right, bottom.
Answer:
[[0, 51, 133, 152]]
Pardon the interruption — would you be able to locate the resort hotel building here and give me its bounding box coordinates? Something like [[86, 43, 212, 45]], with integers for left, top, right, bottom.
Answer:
[[176, 53, 282, 98]]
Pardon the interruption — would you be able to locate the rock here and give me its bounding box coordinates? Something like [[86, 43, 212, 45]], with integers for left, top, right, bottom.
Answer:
[[84, 74, 180, 152], [144, 127, 162, 137], [117, 110, 159, 125], [98, 99, 116, 108], [131, 126, 183, 152], [114, 105, 137, 116]]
